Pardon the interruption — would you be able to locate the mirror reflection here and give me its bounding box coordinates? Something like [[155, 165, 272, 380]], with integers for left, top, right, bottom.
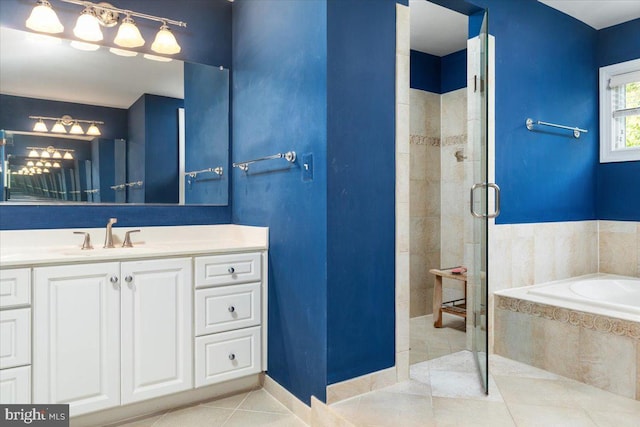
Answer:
[[0, 26, 229, 205]]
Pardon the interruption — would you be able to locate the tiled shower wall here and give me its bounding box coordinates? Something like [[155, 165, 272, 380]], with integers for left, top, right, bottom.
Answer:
[[409, 88, 467, 317], [409, 88, 440, 317]]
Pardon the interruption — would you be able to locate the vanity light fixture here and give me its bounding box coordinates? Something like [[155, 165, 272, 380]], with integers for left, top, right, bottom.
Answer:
[[52, 150, 62, 159], [29, 0, 187, 57], [151, 22, 181, 55], [36, 161, 44, 167], [28, 149, 40, 158], [29, 115, 104, 136], [40, 149, 51, 158], [73, 6, 103, 42], [114, 14, 145, 48], [26, 0, 64, 34], [26, 146, 75, 161], [69, 121, 84, 135], [53, 162, 61, 168], [27, 161, 35, 167], [63, 151, 74, 160], [51, 121, 67, 133], [43, 168, 50, 173], [33, 118, 48, 132], [44, 161, 52, 167]]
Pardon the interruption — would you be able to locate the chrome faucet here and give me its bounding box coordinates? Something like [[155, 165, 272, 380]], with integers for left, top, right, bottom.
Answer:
[[104, 218, 118, 248]]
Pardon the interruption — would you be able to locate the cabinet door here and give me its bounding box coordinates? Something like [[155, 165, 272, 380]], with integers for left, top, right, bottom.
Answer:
[[121, 258, 192, 404], [33, 263, 120, 417], [0, 268, 31, 308], [0, 366, 31, 404], [0, 308, 30, 369]]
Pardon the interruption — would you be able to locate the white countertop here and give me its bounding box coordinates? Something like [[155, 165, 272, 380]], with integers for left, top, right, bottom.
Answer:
[[0, 224, 268, 267]]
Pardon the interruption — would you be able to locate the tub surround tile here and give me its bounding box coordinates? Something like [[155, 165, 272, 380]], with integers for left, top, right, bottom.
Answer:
[[599, 221, 639, 277]]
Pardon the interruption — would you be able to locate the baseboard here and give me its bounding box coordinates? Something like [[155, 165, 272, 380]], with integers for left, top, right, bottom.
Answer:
[[325, 366, 397, 404], [262, 375, 311, 425], [310, 396, 355, 427]]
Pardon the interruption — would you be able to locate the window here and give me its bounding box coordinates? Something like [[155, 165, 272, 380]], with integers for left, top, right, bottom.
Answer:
[[599, 58, 640, 163]]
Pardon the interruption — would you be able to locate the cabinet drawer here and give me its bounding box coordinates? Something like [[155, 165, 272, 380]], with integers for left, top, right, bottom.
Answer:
[[0, 269, 31, 308], [0, 366, 31, 404], [195, 283, 261, 336], [195, 253, 261, 288], [195, 326, 261, 387], [0, 308, 31, 369]]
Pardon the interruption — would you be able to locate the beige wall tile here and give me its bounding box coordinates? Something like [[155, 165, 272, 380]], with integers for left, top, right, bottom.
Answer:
[[396, 103, 410, 155], [395, 3, 409, 56], [599, 230, 637, 276], [539, 317, 580, 380], [578, 328, 637, 399], [396, 54, 410, 105]]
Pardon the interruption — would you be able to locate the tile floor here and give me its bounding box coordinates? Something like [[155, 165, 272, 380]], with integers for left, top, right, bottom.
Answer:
[[115, 388, 307, 427], [410, 314, 466, 364], [331, 351, 640, 427]]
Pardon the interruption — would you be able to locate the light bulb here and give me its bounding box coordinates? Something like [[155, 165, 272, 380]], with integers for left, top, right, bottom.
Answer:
[[69, 122, 84, 135], [86, 123, 101, 136], [33, 119, 48, 132], [63, 151, 73, 160], [74, 7, 103, 42], [28, 149, 39, 158], [25, 0, 64, 34], [114, 15, 145, 48], [151, 24, 181, 55], [51, 121, 66, 133]]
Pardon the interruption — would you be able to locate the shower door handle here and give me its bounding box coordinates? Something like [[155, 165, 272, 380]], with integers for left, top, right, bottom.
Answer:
[[470, 182, 501, 219]]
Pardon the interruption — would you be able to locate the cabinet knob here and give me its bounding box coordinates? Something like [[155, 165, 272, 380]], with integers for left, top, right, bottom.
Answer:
[[228, 353, 236, 361], [125, 275, 133, 283], [228, 267, 235, 274], [228, 305, 235, 313], [110, 276, 119, 283]]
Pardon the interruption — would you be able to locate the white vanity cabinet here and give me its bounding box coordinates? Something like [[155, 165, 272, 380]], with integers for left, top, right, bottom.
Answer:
[[33, 258, 192, 416], [194, 252, 264, 387], [0, 268, 32, 404]]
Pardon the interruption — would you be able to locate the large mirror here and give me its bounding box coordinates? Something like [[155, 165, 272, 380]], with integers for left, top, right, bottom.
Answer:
[[0, 26, 229, 205]]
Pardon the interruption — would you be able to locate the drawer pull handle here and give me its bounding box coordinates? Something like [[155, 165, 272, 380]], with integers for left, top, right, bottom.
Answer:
[[125, 275, 133, 283], [229, 353, 236, 361], [228, 267, 235, 274], [110, 276, 119, 284], [228, 305, 235, 313]]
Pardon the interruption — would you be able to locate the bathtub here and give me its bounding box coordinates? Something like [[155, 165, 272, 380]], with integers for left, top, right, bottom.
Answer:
[[493, 273, 640, 400], [495, 273, 640, 323]]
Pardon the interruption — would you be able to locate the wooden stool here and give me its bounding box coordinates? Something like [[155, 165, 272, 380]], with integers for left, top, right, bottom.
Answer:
[[429, 268, 467, 328]]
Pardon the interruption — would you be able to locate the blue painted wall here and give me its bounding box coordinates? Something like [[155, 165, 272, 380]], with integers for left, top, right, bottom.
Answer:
[[410, 50, 441, 92], [410, 49, 466, 94], [232, 0, 328, 404], [0, 0, 231, 229], [184, 63, 229, 205], [326, 0, 397, 385], [596, 18, 640, 221], [465, 0, 599, 224]]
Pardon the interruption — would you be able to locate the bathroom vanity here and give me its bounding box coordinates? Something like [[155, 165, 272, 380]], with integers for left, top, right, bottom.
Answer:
[[0, 224, 268, 419]]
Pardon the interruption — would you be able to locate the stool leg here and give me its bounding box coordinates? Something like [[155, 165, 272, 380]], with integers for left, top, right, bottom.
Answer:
[[433, 275, 443, 328]]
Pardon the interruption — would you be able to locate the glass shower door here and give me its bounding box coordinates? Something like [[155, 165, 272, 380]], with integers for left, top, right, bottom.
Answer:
[[469, 10, 495, 393]]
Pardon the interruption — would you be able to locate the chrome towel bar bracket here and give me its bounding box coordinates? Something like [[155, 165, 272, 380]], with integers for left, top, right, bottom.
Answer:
[[526, 118, 588, 139], [185, 167, 224, 179]]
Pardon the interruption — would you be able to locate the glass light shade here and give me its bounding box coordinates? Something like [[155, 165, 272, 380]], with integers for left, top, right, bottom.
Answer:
[[53, 162, 61, 168], [63, 151, 74, 160], [51, 121, 67, 133], [40, 149, 50, 158], [143, 53, 172, 63], [25, 0, 64, 34], [86, 123, 101, 136], [36, 169, 42, 174], [151, 24, 181, 55], [109, 47, 138, 57], [43, 168, 50, 173], [27, 161, 35, 167], [36, 161, 43, 167], [69, 122, 84, 135], [33, 119, 48, 132], [28, 149, 39, 158], [70, 40, 100, 51], [44, 162, 52, 167], [52, 151, 62, 159], [114, 17, 145, 48], [74, 9, 103, 42]]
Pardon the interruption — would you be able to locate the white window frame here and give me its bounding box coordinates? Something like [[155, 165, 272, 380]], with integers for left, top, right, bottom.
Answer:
[[599, 58, 640, 163]]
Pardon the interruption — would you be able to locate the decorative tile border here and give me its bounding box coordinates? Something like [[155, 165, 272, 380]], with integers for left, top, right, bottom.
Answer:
[[442, 135, 467, 146], [410, 135, 440, 146], [496, 295, 640, 340]]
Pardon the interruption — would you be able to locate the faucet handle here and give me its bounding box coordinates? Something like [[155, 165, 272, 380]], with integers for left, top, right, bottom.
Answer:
[[73, 232, 94, 250], [122, 229, 141, 248]]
